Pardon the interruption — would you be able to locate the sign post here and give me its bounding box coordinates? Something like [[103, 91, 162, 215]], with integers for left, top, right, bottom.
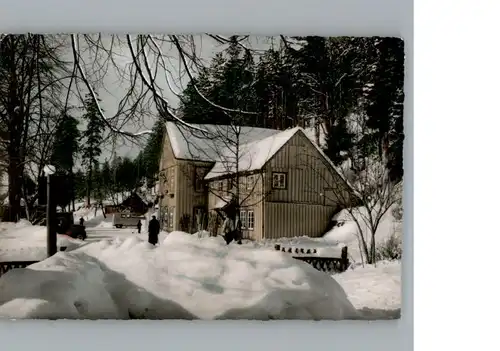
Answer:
[[43, 165, 57, 258]]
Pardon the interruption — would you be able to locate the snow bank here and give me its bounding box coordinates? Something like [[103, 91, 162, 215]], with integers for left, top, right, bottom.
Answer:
[[323, 205, 402, 263], [194, 230, 211, 239], [0, 220, 83, 261], [333, 260, 401, 319], [0, 253, 120, 319], [0, 231, 359, 320]]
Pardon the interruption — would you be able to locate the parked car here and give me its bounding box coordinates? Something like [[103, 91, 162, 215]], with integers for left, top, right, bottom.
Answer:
[[57, 223, 87, 240], [112, 212, 146, 229], [65, 224, 87, 240]]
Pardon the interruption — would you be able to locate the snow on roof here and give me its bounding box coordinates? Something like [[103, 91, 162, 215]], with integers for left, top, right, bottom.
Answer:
[[166, 122, 281, 162], [166, 121, 358, 197], [205, 127, 301, 180]]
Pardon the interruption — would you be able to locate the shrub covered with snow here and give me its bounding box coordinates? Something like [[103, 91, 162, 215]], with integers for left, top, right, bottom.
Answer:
[[376, 232, 402, 261], [323, 204, 402, 264], [0, 231, 360, 320]]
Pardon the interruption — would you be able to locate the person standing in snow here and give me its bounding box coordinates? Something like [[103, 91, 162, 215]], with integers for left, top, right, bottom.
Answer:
[[222, 215, 233, 243], [223, 213, 241, 245], [148, 215, 160, 245], [137, 220, 142, 234], [235, 215, 242, 245], [79, 217, 84, 226]]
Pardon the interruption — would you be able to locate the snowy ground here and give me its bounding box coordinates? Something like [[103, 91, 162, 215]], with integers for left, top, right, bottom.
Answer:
[[0, 232, 360, 320], [0, 220, 83, 261], [333, 261, 401, 319], [0, 206, 401, 320]]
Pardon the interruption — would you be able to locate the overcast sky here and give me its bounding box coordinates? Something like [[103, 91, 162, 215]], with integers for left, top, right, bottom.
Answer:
[[69, 35, 276, 162]]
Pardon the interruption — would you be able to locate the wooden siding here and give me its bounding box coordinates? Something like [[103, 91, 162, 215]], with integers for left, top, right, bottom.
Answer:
[[175, 160, 212, 231], [159, 127, 353, 239], [159, 131, 177, 230], [263, 202, 335, 239], [261, 130, 353, 239], [240, 203, 263, 241], [159, 130, 213, 232], [263, 132, 347, 208], [207, 174, 265, 240], [207, 173, 265, 207]]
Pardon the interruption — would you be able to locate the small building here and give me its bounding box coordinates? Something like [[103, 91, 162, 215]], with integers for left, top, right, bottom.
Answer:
[[104, 192, 149, 215], [158, 122, 358, 240]]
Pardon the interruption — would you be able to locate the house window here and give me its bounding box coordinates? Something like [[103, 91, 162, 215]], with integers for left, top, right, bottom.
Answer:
[[272, 172, 287, 189], [240, 210, 247, 229], [194, 167, 205, 192], [168, 207, 175, 229], [167, 168, 175, 191], [162, 210, 168, 228], [161, 206, 174, 229], [217, 181, 223, 192], [247, 175, 254, 191], [227, 178, 234, 191], [247, 210, 255, 230]]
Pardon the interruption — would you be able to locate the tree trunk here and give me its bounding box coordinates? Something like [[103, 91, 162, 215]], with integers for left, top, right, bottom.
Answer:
[[71, 170, 75, 211], [86, 166, 92, 207], [7, 156, 23, 222], [370, 229, 377, 264]]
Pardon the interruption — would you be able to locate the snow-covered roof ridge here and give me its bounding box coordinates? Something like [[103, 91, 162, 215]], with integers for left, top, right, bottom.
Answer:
[[166, 121, 358, 196], [204, 126, 301, 180], [165, 121, 282, 162]]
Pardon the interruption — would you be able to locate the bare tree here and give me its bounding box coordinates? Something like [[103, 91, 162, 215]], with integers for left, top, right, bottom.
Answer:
[[301, 122, 402, 265], [0, 33, 314, 222], [66, 34, 280, 137], [0, 34, 69, 221], [342, 157, 402, 264]]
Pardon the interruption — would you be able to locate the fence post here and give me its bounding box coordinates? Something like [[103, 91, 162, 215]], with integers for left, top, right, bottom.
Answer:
[[341, 246, 348, 271]]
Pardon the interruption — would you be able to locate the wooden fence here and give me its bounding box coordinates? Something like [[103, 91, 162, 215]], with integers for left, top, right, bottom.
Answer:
[[274, 244, 349, 273], [0, 244, 348, 281], [0, 261, 40, 278]]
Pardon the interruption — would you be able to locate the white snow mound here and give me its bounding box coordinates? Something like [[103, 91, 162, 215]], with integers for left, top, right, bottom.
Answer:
[[323, 205, 402, 263], [0, 220, 83, 262], [0, 231, 359, 320]]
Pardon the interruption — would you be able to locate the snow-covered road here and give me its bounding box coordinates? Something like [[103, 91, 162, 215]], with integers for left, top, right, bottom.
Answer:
[[85, 227, 138, 243]]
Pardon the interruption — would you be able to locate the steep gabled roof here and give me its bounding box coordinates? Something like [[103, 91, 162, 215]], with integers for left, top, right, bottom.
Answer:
[[204, 127, 301, 180], [165, 122, 281, 162], [205, 126, 359, 199], [164, 121, 358, 197]]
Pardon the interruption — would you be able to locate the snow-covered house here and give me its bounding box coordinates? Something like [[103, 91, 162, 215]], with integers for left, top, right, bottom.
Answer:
[[158, 121, 356, 240]]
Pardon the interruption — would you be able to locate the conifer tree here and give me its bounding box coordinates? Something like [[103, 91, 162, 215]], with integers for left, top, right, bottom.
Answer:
[[81, 92, 105, 206]]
